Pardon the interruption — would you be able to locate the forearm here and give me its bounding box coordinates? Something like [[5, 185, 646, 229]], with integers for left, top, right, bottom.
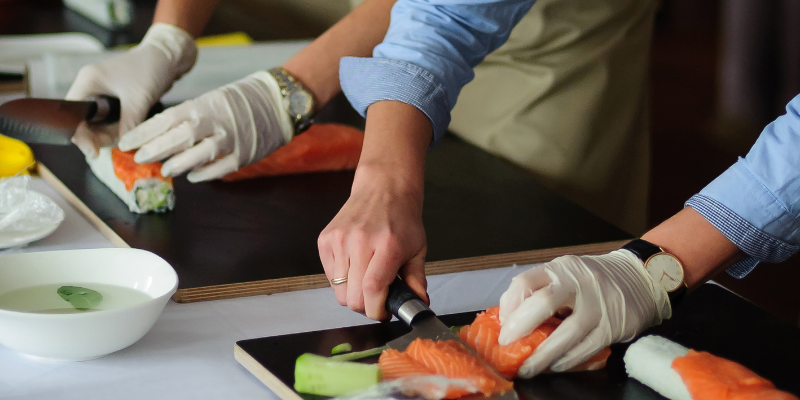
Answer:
[[283, 0, 396, 110], [353, 100, 431, 200], [153, 0, 222, 37], [641, 207, 744, 290]]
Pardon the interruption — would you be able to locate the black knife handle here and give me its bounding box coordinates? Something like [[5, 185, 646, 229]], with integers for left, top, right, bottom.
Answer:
[[386, 277, 434, 326], [87, 95, 164, 124]]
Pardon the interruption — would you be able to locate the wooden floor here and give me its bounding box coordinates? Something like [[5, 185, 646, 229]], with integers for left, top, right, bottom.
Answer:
[[649, 0, 800, 324]]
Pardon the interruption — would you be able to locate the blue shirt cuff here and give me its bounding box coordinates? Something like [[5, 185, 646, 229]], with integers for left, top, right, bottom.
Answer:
[[339, 57, 450, 146], [686, 194, 799, 278]]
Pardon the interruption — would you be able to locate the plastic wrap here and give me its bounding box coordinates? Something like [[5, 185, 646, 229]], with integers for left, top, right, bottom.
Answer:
[[334, 376, 478, 400], [0, 175, 64, 233]]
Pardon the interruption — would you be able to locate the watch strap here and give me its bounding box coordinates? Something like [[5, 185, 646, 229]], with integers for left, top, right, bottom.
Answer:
[[621, 238, 662, 262]]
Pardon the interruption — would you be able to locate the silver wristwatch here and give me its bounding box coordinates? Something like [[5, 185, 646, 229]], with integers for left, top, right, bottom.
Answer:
[[268, 67, 315, 134]]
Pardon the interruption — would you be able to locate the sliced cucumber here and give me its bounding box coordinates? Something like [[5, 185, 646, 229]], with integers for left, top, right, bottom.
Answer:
[[294, 353, 381, 397]]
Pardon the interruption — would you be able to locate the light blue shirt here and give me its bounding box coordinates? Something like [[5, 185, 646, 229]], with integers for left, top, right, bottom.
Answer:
[[339, 0, 536, 145], [686, 94, 800, 277]]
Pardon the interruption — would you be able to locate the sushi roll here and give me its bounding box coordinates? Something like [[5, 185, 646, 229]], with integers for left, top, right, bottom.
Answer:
[[624, 335, 798, 400], [87, 147, 175, 213]]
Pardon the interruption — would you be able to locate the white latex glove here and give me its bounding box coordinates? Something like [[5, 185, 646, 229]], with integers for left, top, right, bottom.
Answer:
[[498, 250, 672, 378], [65, 23, 197, 158], [117, 71, 293, 182]]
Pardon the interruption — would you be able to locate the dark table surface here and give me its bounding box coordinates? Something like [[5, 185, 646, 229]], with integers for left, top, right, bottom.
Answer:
[[237, 284, 800, 400], [15, 0, 629, 292]]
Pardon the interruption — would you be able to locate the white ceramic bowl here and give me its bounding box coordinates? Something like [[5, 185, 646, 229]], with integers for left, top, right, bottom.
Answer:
[[0, 248, 178, 361]]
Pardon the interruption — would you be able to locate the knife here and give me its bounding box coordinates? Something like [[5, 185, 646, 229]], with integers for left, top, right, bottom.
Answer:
[[385, 277, 520, 400], [0, 96, 163, 145]]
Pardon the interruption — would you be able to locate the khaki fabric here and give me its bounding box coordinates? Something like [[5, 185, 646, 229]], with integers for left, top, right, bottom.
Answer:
[[450, 0, 658, 235]]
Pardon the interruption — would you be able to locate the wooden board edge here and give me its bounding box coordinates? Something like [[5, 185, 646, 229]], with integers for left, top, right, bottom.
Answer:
[[234, 344, 305, 400], [36, 162, 130, 249], [174, 239, 632, 303]]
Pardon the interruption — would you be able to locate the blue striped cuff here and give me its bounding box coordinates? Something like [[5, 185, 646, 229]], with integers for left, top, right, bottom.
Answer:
[[339, 57, 450, 145], [686, 194, 799, 278]]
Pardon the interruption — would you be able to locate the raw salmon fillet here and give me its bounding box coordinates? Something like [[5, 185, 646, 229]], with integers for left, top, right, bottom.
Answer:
[[222, 123, 363, 181], [379, 338, 514, 398], [672, 350, 798, 400], [111, 148, 170, 191], [458, 306, 611, 378]]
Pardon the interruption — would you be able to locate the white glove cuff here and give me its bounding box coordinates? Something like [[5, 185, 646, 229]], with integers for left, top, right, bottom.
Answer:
[[141, 23, 198, 78], [615, 249, 673, 322], [251, 71, 295, 145]]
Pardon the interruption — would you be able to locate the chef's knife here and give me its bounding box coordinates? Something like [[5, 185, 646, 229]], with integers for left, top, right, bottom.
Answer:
[[385, 277, 520, 400], [0, 96, 162, 145]]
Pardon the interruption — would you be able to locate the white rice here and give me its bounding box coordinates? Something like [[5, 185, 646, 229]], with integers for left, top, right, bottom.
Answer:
[[624, 335, 693, 400]]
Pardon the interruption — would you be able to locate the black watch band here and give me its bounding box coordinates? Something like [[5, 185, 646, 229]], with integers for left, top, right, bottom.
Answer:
[[622, 239, 687, 308], [621, 238, 662, 263]]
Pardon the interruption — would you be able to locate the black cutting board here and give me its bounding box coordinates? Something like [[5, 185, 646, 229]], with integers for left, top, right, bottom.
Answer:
[[29, 98, 629, 298], [235, 284, 800, 400]]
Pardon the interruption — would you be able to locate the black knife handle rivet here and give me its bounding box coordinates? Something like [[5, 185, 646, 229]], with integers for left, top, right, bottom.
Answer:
[[386, 277, 434, 325]]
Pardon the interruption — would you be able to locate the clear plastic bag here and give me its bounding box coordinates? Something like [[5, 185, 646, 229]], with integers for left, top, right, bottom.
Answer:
[[334, 376, 478, 400], [0, 175, 64, 233]]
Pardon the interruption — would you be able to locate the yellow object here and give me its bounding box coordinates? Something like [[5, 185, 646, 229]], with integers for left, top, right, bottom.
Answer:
[[0, 134, 35, 177], [113, 32, 253, 50], [195, 32, 253, 47]]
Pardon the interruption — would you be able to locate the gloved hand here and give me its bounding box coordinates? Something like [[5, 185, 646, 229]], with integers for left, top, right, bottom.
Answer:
[[65, 23, 197, 158], [498, 250, 672, 378], [117, 71, 294, 182]]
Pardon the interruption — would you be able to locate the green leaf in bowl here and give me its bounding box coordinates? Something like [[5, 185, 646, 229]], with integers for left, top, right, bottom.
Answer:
[[57, 286, 103, 311]]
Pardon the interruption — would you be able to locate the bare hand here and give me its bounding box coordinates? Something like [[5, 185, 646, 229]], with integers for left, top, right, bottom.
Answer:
[[318, 166, 428, 320]]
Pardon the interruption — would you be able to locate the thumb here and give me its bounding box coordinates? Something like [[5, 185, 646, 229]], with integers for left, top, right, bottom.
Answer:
[[399, 248, 428, 304], [65, 65, 108, 101], [118, 96, 157, 137]]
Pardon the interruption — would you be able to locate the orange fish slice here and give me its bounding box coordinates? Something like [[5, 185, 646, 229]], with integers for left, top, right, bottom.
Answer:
[[111, 148, 170, 191], [458, 306, 611, 379], [222, 123, 363, 181], [673, 350, 798, 400], [379, 338, 514, 399]]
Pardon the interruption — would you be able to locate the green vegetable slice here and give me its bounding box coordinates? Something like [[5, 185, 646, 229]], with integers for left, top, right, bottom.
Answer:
[[57, 286, 103, 311], [331, 343, 353, 355], [330, 345, 389, 362], [294, 353, 381, 396]]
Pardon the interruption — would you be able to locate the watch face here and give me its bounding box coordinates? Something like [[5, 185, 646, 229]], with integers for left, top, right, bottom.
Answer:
[[288, 91, 314, 117], [645, 253, 685, 292]]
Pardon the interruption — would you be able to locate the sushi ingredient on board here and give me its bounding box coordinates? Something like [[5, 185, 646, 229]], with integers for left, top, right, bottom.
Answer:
[[87, 147, 175, 213], [222, 123, 363, 181], [294, 353, 381, 397], [378, 338, 514, 399], [458, 306, 611, 378], [0, 134, 34, 177], [331, 343, 354, 355], [625, 335, 798, 400]]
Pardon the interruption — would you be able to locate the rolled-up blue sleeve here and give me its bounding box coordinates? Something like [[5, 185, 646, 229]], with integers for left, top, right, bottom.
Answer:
[[340, 0, 535, 145], [686, 94, 800, 277]]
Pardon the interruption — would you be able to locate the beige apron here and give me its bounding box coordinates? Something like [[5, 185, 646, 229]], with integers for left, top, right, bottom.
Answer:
[[450, 0, 658, 235]]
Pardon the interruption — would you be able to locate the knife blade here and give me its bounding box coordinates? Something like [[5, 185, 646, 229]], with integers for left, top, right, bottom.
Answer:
[[0, 96, 163, 145], [385, 277, 520, 400]]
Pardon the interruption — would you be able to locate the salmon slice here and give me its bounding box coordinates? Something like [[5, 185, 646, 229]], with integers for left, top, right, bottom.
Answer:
[[222, 123, 363, 181], [672, 350, 798, 400], [458, 306, 611, 379], [378, 338, 514, 398], [111, 148, 170, 191]]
